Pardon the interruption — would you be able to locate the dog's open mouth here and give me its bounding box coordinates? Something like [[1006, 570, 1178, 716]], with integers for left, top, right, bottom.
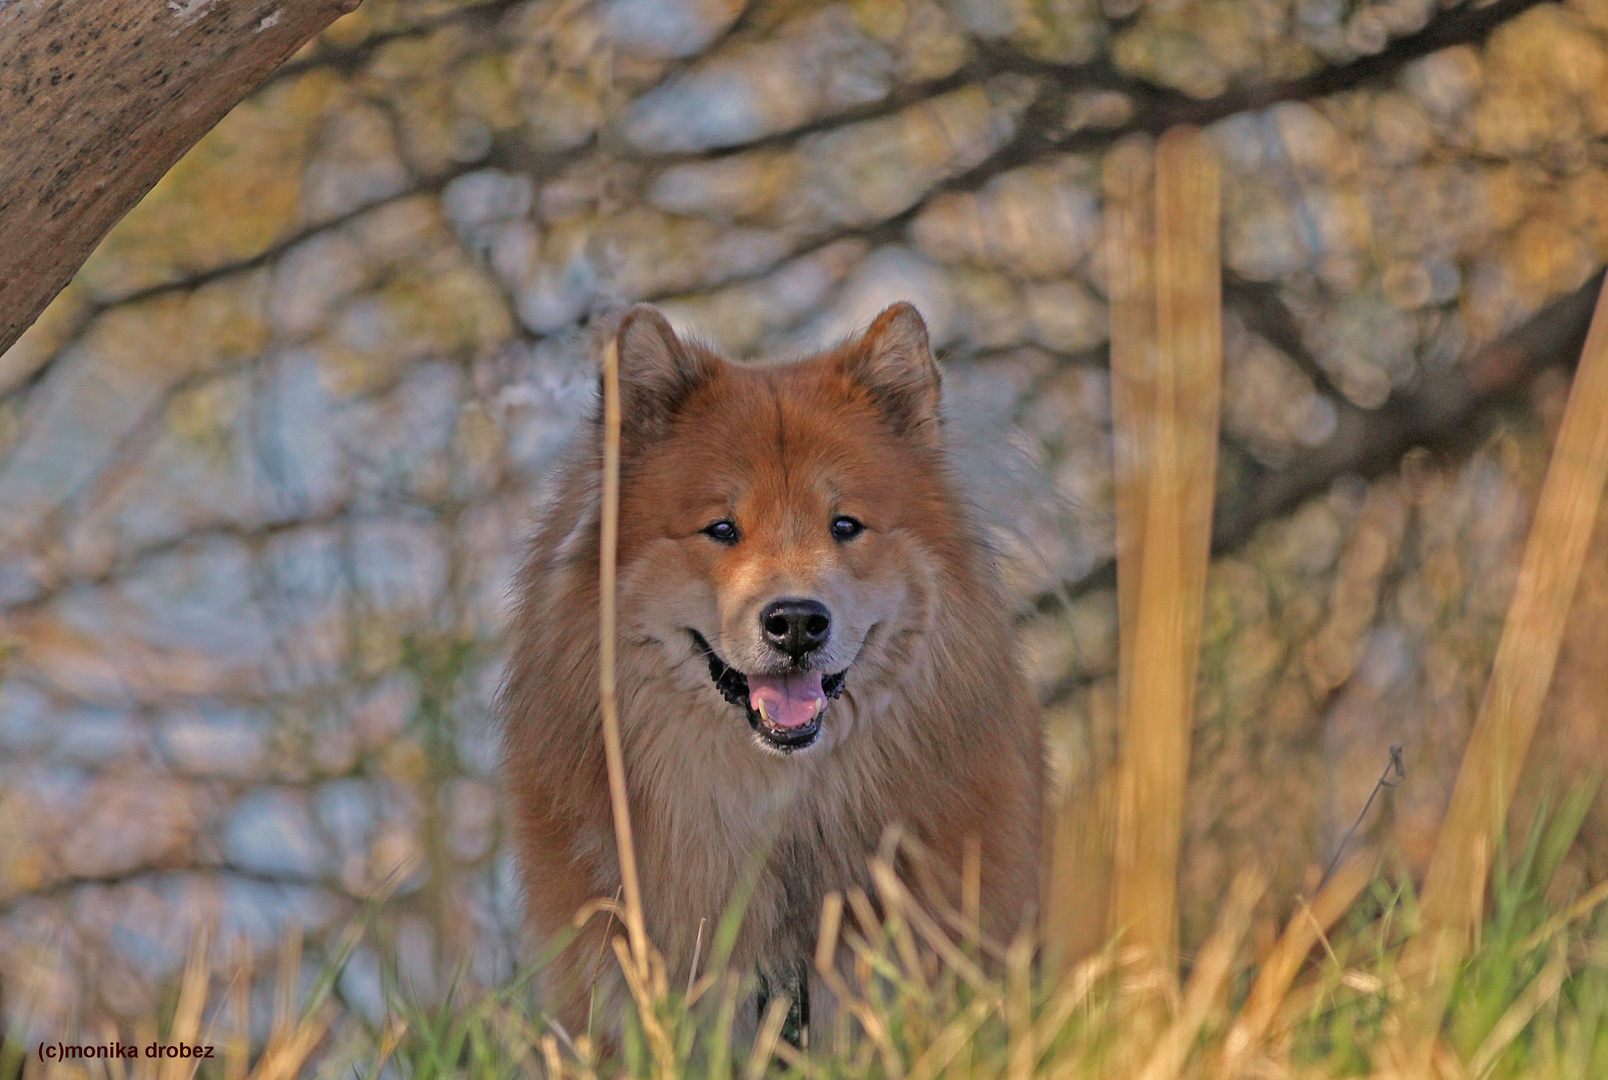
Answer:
[[689, 631, 845, 752]]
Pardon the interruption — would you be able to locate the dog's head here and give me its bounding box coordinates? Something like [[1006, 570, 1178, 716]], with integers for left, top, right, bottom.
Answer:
[[608, 303, 953, 756]]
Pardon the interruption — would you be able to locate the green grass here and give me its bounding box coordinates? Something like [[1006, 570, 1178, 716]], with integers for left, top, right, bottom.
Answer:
[[5, 789, 1607, 1080]]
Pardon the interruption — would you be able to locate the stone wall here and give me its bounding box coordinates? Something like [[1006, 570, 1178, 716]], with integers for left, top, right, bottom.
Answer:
[[4, 0, 1608, 1031]]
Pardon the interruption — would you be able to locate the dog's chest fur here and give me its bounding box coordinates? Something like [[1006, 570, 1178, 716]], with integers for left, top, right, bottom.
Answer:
[[613, 650, 894, 973]]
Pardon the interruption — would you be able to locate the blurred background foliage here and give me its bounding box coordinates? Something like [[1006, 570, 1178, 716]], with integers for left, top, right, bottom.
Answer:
[[3, 0, 1608, 1042]]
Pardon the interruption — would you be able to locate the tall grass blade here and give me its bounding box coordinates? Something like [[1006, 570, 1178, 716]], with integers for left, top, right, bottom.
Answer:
[[598, 333, 650, 972], [1385, 273, 1608, 1076]]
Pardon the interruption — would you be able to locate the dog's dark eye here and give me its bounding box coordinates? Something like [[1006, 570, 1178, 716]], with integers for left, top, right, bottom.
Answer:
[[702, 520, 739, 544], [831, 515, 864, 541]]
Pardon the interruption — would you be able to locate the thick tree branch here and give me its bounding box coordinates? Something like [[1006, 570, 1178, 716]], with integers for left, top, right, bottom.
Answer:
[[0, 0, 361, 354]]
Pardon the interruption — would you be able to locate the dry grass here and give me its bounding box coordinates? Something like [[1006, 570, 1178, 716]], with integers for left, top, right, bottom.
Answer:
[[1381, 266, 1608, 1077], [6, 807, 1607, 1080]]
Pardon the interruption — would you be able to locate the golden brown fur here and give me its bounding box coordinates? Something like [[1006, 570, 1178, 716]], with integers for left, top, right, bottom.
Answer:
[[499, 303, 1042, 1037]]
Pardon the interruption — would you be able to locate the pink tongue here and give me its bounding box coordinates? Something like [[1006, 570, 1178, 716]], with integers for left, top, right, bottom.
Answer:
[[747, 671, 826, 729]]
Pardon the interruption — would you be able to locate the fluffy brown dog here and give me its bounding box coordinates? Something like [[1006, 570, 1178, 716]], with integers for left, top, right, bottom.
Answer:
[[500, 302, 1042, 1039]]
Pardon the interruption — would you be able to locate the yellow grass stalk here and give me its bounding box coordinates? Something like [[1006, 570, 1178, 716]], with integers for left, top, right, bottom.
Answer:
[[1107, 126, 1223, 977], [869, 860, 934, 1005], [222, 940, 252, 1080], [158, 925, 211, 1080], [1136, 868, 1264, 1080], [1006, 934, 1034, 1080], [540, 1033, 567, 1080], [744, 997, 792, 1080], [1466, 943, 1570, 1079], [901, 995, 997, 1080], [1383, 275, 1608, 1076], [1519, 875, 1608, 952], [816, 893, 903, 1072], [246, 932, 331, 1080], [599, 333, 650, 971], [610, 938, 676, 1080], [1220, 857, 1373, 1067], [1032, 951, 1117, 1051]]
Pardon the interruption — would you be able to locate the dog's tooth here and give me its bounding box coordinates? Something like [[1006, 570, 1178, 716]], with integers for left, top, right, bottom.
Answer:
[[756, 701, 772, 725]]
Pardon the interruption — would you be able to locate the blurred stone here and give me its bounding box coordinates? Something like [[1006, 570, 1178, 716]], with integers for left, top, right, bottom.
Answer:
[[442, 170, 535, 235], [1404, 45, 1484, 120], [946, 0, 1104, 63], [224, 789, 332, 880], [51, 708, 148, 767], [104, 373, 267, 554], [315, 215, 512, 398], [352, 674, 420, 752], [0, 281, 91, 397], [338, 945, 388, 1023], [338, 362, 464, 505], [600, 0, 745, 58], [659, 240, 870, 352], [1221, 318, 1337, 466], [0, 678, 56, 756], [61, 537, 274, 688], [1024, 280, 1107, 354], [76, 72, 344, 301], [911, 155, 1101, 277], [790, 77, 1035, 233], [1058, 89, 1135, 134], [258, 525, 352, 693], [623, 4, 967, 152], [159, 706, 271, 780], [60, 776, 210, 880], [350, 518, 450, 621], [649, 150, 801, 223], [315, 778, 377, 893], [218, 874, 343, 950], [301, 100, 411, 222], [0, 273, 271, 550], [444, 777, 496, 862], [368, 818, 426, 894]]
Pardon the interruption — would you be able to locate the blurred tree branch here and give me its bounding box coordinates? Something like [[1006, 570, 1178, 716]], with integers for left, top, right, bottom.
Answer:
[[1216, 270, 1608, 551], [0, 0, 360, 354], [1035, 270, 1608, 631]]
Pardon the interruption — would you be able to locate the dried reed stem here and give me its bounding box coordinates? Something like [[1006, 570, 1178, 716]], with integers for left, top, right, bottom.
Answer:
[[599, 334, 649, 969], [1137, 868, 1264, 1080], [1385, 274, 1608, 1075], [1220, 857, 1372, 1067], [160, 926, 212, 1080], [1107, 126, 1223, 976]]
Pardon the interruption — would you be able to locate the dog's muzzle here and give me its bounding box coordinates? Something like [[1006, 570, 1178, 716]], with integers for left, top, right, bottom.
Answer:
[[689, 631, 845, 752]]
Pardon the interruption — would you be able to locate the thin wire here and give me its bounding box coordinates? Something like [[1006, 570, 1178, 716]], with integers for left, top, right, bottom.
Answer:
[[1320, 744, 1406, 890]]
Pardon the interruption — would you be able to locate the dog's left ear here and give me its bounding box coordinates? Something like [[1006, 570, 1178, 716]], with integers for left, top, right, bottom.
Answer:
[[841, 302, 942, 448]]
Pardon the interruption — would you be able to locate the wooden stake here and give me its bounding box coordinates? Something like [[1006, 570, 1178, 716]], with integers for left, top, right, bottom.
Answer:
[[1107, 127, 1223, 976]]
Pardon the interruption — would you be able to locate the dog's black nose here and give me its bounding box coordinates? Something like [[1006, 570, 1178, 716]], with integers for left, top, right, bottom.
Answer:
[[760, 598, 831, 658]]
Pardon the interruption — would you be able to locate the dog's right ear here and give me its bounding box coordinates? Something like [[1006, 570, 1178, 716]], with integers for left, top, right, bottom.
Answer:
[[607, 305, 717, 449]]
